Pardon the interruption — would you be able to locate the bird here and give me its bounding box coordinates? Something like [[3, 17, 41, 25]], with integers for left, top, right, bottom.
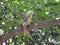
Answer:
[[22, 10, 34, 36], [0, 29, 4, 36]]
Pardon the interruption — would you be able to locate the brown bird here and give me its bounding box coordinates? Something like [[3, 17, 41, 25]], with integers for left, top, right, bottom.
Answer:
[[22, 11, 34, 36]]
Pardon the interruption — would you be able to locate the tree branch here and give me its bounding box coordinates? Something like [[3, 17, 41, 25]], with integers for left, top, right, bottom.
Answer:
[[0, 18, 60, 43]]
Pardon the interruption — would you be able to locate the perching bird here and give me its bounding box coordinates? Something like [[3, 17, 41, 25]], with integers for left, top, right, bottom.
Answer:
[[0, 29, 4, 36], [22, 11, 34, 36]]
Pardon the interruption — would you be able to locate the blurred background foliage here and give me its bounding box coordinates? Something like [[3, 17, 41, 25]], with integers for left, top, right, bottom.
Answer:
[[0, 0, 60, 45]]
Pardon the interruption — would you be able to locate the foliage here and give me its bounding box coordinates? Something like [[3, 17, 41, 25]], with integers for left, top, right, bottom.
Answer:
[[0, 0, 60, 45]]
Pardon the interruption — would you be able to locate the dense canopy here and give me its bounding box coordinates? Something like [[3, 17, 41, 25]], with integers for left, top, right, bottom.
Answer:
[[0, 0, 60, 45]]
